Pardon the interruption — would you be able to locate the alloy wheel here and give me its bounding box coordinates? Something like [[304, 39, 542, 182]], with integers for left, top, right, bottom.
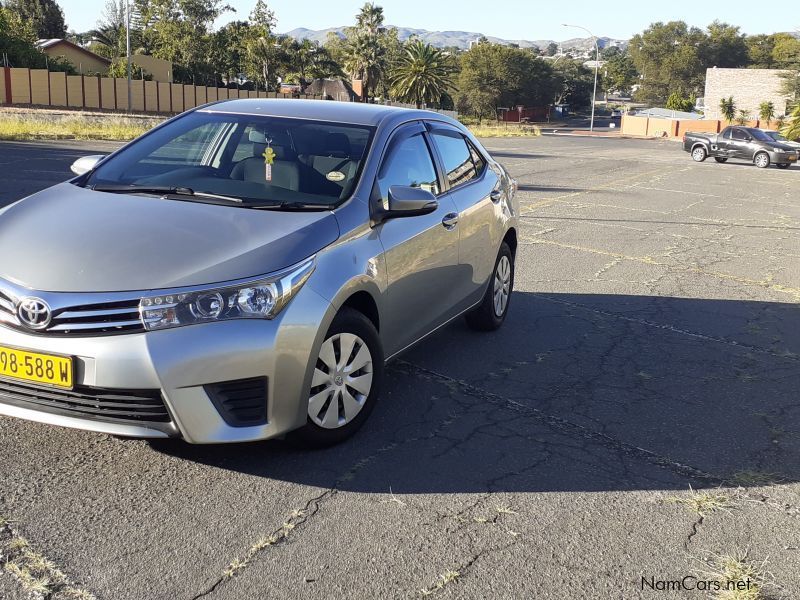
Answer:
[[308, 333, 373, 429], [493, 255, 512, 317]]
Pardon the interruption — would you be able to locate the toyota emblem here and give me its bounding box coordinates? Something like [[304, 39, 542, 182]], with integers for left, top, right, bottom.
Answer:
[[17, 297, 52, 330]]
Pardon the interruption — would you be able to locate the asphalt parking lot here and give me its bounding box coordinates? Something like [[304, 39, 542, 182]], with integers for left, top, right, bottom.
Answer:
[[1, 134, 800, 599]]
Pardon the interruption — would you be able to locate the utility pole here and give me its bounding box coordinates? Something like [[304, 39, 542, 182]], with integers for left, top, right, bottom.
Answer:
[[562, 23, 599, 132], [126, 0, 132, 112]]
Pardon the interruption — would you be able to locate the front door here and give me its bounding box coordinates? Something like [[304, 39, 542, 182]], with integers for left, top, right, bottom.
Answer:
[[375, 123, 461, 356]]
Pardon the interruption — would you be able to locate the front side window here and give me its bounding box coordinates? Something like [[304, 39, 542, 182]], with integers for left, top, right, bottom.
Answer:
[[377, 131, 439, 203], [84, 111, 375, 207], [731, 128, 748, 141], [430, 130, 479, 188]]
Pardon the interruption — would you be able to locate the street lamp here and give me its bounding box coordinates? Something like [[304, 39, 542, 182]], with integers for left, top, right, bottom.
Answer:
[[562, 23, 599, 132], [126, 0, 132, 112]]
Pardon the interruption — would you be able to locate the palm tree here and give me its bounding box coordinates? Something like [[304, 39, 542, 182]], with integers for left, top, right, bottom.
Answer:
[[735, 109, 750, 125], [389, 40, 454, 108], [344, 3, 386, 102], [782, 103, 800, 141], [758, 101, 775, 127], [719, 96, 736, 123]]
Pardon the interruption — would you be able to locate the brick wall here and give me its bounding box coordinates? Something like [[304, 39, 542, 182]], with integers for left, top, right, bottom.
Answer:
[[703, 68, 792, 120]]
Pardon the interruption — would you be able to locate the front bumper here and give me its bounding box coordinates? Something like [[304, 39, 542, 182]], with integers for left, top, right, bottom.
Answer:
[[769, 150, 798, 164], [0, 286, 334, 443]]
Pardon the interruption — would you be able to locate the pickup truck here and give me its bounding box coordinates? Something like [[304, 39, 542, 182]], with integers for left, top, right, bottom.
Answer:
[[683, 126, 798, 169]]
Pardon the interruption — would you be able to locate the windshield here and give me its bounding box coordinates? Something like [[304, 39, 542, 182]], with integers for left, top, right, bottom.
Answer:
[[766, 131, 788, 142], [748, 129, 773, 142], [84, 111, 375, 207]]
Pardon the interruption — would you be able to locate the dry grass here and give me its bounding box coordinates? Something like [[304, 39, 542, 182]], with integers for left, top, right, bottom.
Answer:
[[421, 570, 460, 596], [469, 124, 542, 138], [0, 114, 152, 141], [697, 551, 772, 600], [666, 487, 737, 516]]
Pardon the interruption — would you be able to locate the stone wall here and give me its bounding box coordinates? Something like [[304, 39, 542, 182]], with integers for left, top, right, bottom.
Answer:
[[703, 68, 792, 120]]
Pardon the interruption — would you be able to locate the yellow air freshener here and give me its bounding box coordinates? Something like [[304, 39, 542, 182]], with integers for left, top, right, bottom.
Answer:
[[262, 146, 276, 182]]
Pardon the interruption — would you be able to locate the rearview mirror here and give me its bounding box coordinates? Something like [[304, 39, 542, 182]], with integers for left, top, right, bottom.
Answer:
[[70, 155, 107, 176]]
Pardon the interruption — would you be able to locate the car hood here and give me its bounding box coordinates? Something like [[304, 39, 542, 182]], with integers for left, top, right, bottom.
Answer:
[[0, 183, 340, 292]]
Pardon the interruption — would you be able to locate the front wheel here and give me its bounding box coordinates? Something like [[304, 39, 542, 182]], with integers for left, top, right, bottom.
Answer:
[[777, 163, 791, 169], [754, 153, 770, 169], [714, 157, 728, 163], [466, 242, 514, 331], [691, 146, 707, 162], [293, 308, 383, 447]]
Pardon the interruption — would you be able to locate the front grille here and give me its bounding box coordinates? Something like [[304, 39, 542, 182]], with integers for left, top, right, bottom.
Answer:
[[0, 378, 176, 434], [0, 291, 144, 336], [205, 377, 268, 427], [48, 299, 144, 335]]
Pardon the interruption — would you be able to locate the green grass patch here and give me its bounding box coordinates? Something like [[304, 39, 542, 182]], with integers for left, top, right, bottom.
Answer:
[[0, 116, 152, 141]]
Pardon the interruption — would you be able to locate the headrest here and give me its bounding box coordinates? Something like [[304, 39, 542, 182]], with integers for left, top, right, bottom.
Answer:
[[248, 130, 267, 144], [323, 133, 351, 157]]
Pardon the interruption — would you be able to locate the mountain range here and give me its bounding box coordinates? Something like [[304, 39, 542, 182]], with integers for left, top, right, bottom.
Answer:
[[283, 26, 627, 52]]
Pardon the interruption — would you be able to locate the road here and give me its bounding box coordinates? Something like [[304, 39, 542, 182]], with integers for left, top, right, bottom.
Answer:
[[1, 136, 799, 599]]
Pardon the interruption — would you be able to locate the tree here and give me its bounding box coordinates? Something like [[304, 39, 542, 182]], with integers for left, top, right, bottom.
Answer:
[[746, 34, 776, 68], [629, 21, 706, 104], [735, 109, 749, 125], [389, 40, 455, 108], [666, 91, 693, 112], [719, 96, 736, 123], [0, 6, 47, 67], [700, 21, 748, 68], [210, 20, 252, 85], [603, 52, 638, 96], [341, 3, 394, 102], [771, 34, 800, 69], [779, 71, 800, 105], [782, 103, 800, 141], [552, 59, 594, 107], [758, 101, 775, 125], [4, 0, 67, 39], [545, 42, 558, 57], [456, 42, 557, 121]]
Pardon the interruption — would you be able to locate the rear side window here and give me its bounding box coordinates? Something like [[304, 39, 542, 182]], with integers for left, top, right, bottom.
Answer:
[[430, 130, 483, 189], [377, 132, 440, 202]]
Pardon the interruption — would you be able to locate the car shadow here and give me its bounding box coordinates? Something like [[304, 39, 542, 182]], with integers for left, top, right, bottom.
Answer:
[[151, 291, 800, 494], [517, 184, 585, 193]]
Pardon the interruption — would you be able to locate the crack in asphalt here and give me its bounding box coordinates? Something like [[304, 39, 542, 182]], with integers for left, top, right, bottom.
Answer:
[[684, 515, 704, 551], [532, 293, 800, 363], [396, 361, 723, 486], [0, 517, 96, 600], [190, 488, 335, 600]]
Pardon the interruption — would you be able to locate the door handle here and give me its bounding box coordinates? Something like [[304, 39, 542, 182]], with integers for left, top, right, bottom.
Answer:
[[442, 213, 459, 229], [490, 189, 503, 203]]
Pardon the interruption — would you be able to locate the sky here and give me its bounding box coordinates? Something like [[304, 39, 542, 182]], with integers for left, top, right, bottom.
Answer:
[[59, 0, 797, 40]]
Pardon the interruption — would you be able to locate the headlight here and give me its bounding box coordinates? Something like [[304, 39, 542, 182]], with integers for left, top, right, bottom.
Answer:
[[774, 148, 785, 153], [139, 259, 315, 331]]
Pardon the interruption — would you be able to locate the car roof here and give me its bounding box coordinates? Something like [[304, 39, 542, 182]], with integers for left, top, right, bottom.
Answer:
[[199, 98, 448, 127]]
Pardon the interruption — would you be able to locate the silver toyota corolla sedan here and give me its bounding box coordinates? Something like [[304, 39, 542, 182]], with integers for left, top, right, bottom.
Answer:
[[0, 99, 518, 446]]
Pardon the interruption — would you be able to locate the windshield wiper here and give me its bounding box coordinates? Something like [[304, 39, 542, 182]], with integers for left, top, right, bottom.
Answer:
[[251, 201, 333, 211], [91, 184, 243, 204]]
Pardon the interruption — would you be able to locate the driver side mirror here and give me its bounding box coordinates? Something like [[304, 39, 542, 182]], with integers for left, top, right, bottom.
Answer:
[[373, 185, 438, 224], [70, 154, 107, 176]]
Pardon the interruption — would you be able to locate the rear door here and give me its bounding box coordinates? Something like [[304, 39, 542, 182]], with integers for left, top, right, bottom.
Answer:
[[427, 123, 501, 309], [374, 122, 461, 356]]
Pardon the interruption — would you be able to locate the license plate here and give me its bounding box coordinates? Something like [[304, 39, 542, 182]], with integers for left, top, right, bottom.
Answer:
[[0, 345, 73, 389], [789, 155, 797, 161]]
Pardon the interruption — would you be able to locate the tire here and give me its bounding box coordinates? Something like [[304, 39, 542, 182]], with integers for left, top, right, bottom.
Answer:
[[714, 157, 728, 163], [777, 163, 790, 169], [691, 146, 707, 162], [754, 152, 770, 169], [466, 242, 514, 331], [292, 307, 384, 447]]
